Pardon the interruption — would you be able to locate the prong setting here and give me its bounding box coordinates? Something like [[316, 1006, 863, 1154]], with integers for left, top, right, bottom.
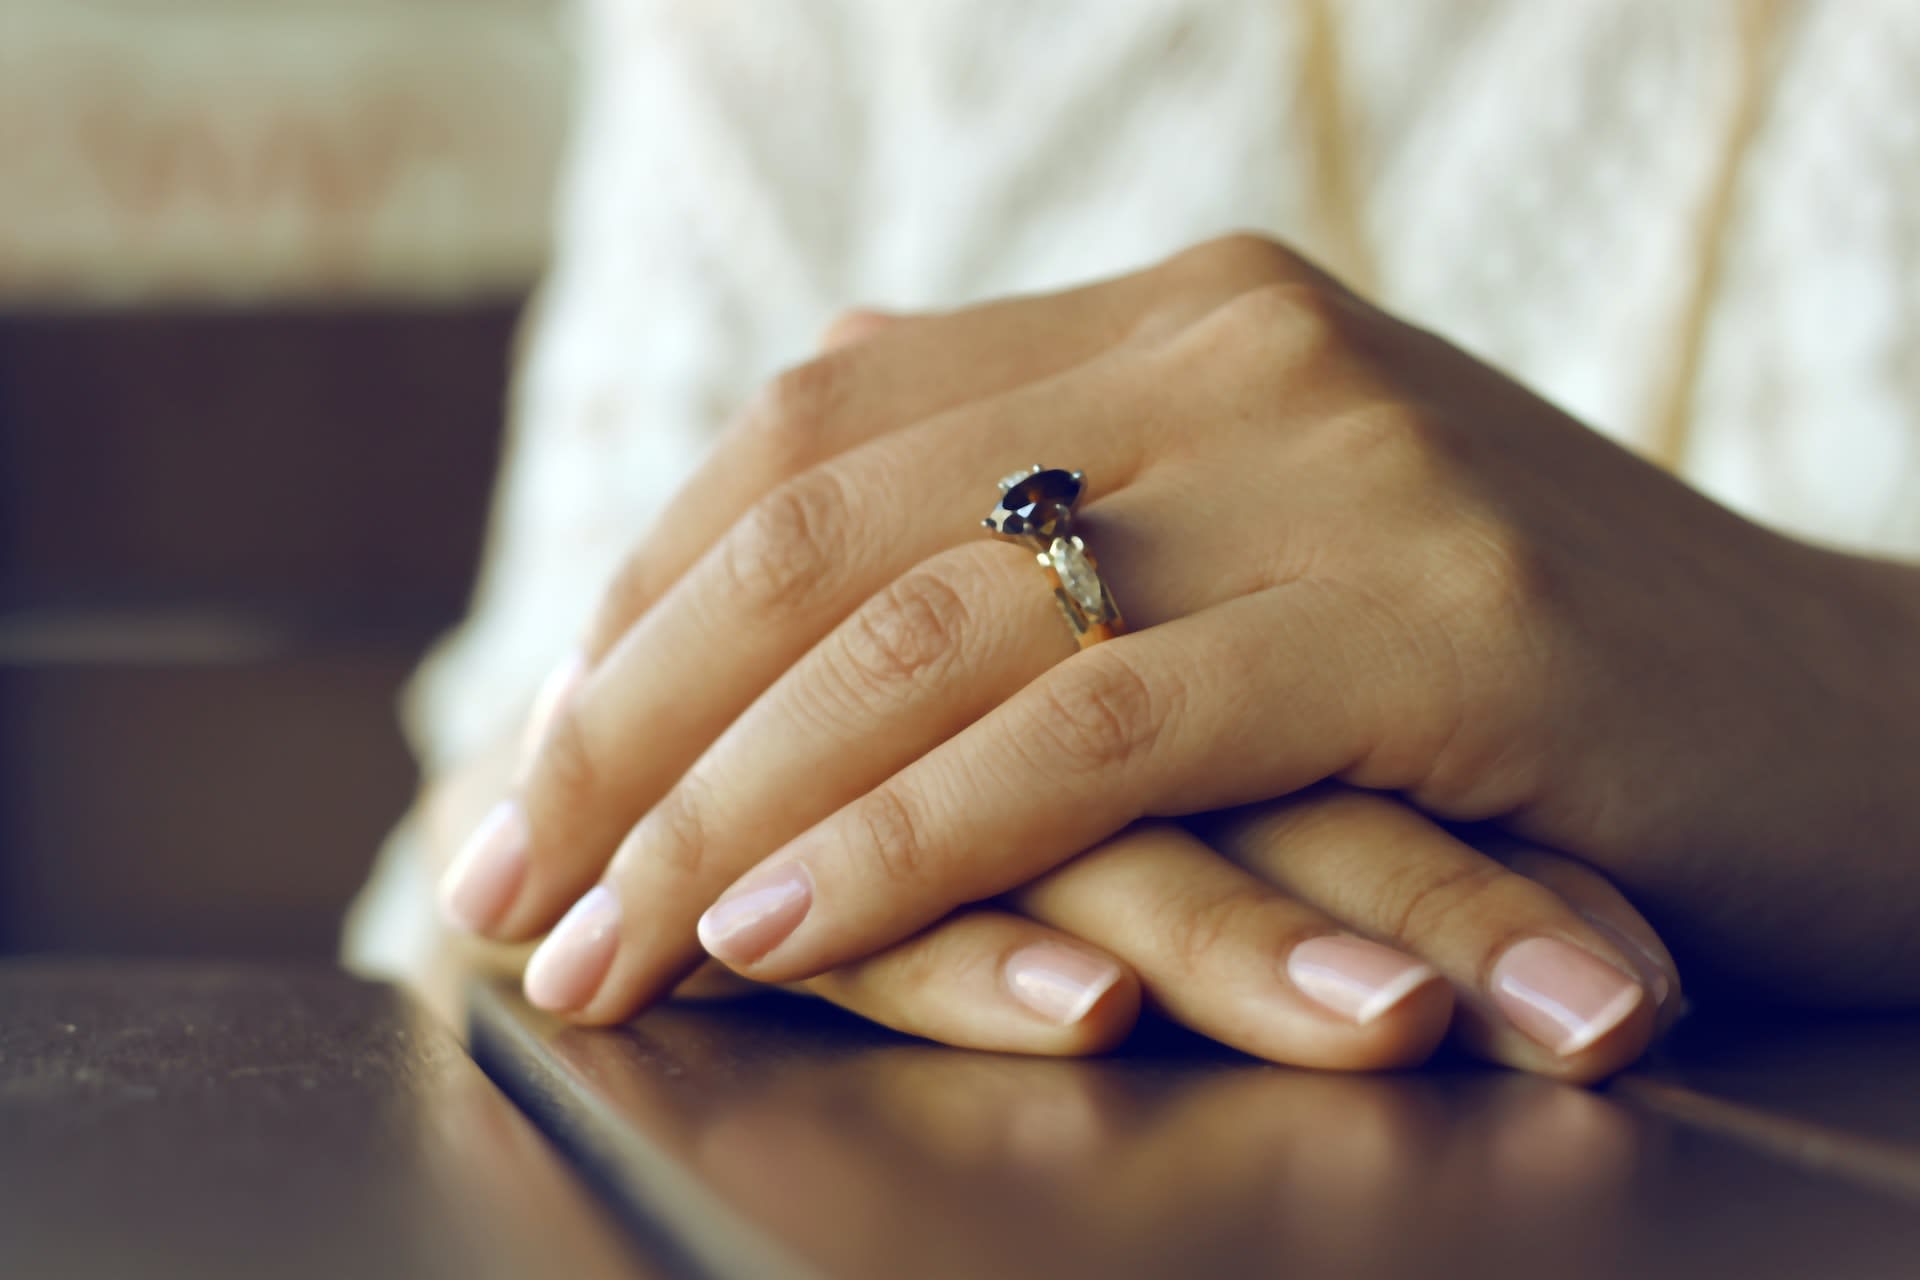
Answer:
[[985, 467, 1125, 650]]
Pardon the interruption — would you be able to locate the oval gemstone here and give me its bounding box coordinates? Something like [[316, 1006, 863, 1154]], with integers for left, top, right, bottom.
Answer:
[[987, 468, 1083, 542]]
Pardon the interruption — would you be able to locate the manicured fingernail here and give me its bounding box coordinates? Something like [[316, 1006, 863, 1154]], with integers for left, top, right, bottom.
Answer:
[[437, 801, 529, 934], [1004, 943, 1125, 1026], [1493, 937, 1645, 1056], [697, 864, 813, 966], [524, 886, 622, 1013], [1287, 934, 1440, 1025], [1578, 911, 1674, 1010], [517, 650, 586, 779]]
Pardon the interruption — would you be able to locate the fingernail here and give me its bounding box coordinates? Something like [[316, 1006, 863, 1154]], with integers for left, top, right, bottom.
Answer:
[[1578, 911, 1675, 1010], [1004, 943, 1125, 1026], [524, 885, 622, 1013], [517, 650, 587, 780], [697, 864, 813, 966], [437, 801, 529, 934], [1287, 934, 1440, 1025], [1493, 937, 1646, 1056]]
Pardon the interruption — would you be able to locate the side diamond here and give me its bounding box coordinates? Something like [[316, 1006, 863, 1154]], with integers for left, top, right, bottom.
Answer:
[[1048, 538, 1106, 615]]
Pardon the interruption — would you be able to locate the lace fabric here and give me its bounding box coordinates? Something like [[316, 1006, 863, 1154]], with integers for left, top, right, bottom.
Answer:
[[344, 0, 1920, 975]]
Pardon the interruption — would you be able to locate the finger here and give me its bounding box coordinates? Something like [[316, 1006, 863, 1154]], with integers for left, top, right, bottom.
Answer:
[[543, 540, 1069, 1019], [693, 586, 1383, 984], [796, 909, 1139, 1055], [486, 362, 1160, 947], [1006, 821, 1452, 1070], [1479, 839, 1684, 1033], [1201, 787, 1662, 1083], [670, 960, 762, 1001], [576, 234, 1313, 663], [818, 308, 907, 351], [499, 306, 913, 778], [550, 466, 1320, 1022], [452, 237, 1352, 950]]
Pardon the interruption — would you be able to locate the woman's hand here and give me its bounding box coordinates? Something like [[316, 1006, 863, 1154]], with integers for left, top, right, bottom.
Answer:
[[432, 663, 1680, 1081], [442, 233, 1919, 1062]]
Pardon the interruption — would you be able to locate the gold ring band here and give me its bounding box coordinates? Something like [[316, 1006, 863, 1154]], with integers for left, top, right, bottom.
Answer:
[[983, 465, 1127, 650]]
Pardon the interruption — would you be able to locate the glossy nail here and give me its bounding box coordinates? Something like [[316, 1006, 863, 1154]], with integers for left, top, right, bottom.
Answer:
[[1004, 943, 1125, 1026], [697, 864, 814, 967], [1578, 911, 1674, 1011], [1288, 934, 1440, 1025], [437, 801, 529, 934], [1493, 937, 1645, 1056], [524, 886, 622, 1013], [517, 650, 587, 780]]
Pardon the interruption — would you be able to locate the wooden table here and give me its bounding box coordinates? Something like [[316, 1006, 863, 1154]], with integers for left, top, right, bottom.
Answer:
[[6, 961, 1919, 1279], [0, 963, 645, 1280]]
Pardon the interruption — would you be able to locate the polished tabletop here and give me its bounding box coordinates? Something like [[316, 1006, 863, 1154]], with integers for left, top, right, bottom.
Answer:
[[469, 981, 1920, 1280], [0, 963, 647, 1280], [5, 960, 1919, 1279]]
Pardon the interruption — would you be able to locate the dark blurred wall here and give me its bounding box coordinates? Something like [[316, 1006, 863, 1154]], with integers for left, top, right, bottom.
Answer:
[[0, 306, 513, 956]]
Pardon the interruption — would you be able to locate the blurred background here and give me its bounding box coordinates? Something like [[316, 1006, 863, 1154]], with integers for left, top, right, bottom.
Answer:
[[0, 0, 570, 957]]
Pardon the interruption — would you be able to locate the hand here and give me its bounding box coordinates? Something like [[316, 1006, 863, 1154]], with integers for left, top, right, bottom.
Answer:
[[433, 695, 1679, 1081], [762, 794, 1681, 1080], [443, 234, 1915, 1057]]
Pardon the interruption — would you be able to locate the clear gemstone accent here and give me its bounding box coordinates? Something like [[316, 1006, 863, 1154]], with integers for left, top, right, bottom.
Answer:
[[1048, 538, 1105, 615]]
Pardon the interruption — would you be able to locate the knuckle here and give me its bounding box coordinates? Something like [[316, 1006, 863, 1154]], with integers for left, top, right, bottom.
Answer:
[[740, 353, 853, 475], [722, 468, 852, 613], [1240, 280, 1355, 359], [1314, 400, 1451, 483], [821, 307, 892, 349], [837, 560, 974, 699], [1377, 859, 1515, 947], [637, 771, 722, 881], [1161, 280, 1356, 381], [591, 550, 659, 640], [537, 700, 602, 809], [848, 787, 936, 888], [1152, 887, 1266, 973], [1272, 785, 1387, 845], [1175, 231, 1309, 286], [1434, 519, 1554, 619], [1031, 649, 1164, 776]]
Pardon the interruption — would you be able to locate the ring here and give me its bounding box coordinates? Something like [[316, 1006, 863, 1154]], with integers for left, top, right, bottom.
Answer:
[[983, 465, 1127, 649]]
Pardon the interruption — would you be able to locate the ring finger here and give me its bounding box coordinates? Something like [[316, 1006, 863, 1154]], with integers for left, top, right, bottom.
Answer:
[[527, 477, 1209, 1022], [524, 539, 1064, 1018], [461, 360, 1154, 953]]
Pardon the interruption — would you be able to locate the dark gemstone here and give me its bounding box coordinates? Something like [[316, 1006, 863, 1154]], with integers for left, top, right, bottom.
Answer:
[[987, 468, 1083, 543]]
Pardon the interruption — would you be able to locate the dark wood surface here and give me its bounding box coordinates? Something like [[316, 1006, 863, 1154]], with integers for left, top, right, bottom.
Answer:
[[470, 982, 1920, 1280], [0, 962, 651, 1280], [11, 961, 1919, 1280]]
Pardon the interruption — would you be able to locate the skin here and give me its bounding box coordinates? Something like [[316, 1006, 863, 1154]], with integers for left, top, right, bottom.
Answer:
[[425, 674, 1677, 1080], [435, 234, 1920, 1080]]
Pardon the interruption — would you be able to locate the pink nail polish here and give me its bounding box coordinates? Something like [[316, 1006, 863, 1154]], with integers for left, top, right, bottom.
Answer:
[[1578, 911, 1675, 1010], [1287, 934, 1440, 1025], [437, 801, 530, 934], [517, 650, 587, 780], [524, 886, 622, 1013], [697, 864, 814, 967], [1004, 944, 1124, 1025], [1493, 937, 1646, 1056]]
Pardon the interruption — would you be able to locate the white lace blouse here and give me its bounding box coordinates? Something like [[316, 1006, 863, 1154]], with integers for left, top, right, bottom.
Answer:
[[345, 0, 1920, 974]]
